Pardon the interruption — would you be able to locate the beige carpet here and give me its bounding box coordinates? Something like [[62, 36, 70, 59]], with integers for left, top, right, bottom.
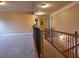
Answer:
[[0, 34, 37, 58]]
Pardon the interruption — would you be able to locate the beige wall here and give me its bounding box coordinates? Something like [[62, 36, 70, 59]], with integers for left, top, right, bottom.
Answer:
[[0, 13, 35, 34], [51, 4, 79, 34]]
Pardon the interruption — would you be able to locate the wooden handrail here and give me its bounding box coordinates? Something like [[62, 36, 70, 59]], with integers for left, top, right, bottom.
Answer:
[[52, 30, 74, 36], [45, 29, 74, 36]]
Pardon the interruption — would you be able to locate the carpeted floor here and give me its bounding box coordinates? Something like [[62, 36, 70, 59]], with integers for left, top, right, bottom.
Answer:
[[0, 34, 37, 58]]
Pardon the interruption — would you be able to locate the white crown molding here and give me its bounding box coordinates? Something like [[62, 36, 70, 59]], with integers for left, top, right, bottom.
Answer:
[[50, 2, 79, 16]]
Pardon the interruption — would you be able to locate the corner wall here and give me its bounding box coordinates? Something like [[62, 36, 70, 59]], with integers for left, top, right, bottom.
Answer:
[[51, 3, 79, 34]]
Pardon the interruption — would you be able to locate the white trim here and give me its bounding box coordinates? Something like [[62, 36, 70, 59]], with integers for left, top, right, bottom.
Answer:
[[50, 2, 79, 16], [0, 32, 33, 36]]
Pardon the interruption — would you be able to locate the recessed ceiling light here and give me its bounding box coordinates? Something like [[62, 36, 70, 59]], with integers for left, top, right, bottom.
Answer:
[[35, 11, 45, 15], [0, 1, 6, 7], [41, 3, 48, 8]]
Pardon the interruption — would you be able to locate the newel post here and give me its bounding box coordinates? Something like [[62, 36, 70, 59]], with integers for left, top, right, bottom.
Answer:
[[74, 31, 78, 58], [40, 30, 44, 58]]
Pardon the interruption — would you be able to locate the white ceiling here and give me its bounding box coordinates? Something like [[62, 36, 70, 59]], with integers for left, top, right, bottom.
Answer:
[[34, 1, 72, 15], [0, 1, 72, 15], [0, 1, 34, 12]]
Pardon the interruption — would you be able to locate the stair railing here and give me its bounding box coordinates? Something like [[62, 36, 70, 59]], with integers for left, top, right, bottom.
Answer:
[[44, 29, 78, 58]]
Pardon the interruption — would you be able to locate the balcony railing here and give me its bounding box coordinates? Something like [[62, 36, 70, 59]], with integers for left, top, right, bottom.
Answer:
[[44, 29, 78, 58]]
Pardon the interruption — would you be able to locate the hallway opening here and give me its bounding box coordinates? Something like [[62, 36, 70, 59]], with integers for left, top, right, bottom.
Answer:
[[0, 1, 79, 58]]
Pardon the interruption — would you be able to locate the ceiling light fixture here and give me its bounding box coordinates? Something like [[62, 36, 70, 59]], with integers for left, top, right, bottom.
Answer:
[[41, 3, 48, 8], [35, 11, 45, 15], [0, 1, 5, 7]]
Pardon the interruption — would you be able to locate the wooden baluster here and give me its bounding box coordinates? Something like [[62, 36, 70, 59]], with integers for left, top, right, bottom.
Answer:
[[74, 31, 78, 58], [65, 35, 68, 56], [56, 32, 58, 48], [63, 34, 65, 52], [59, 33, 63, 51], [68, 35, 70, 57], [66, 35, 68, 57], [54, 32, 56, 46], [65, 34, 66, 51], [69, 35, 70, 57], [56, 32, 58, 49], [53, 32, 55, 45], [72, 36, 74, 58], [51, 30, 53, 45], [70, 36, 72, 57], [69, 35, 71, 57], [47, 30, 49, 42], [49, 29, 51, 43], [71, 36, 74, 58]]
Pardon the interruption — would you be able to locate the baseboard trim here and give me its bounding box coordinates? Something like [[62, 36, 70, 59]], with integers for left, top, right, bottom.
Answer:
[[0, 32, 33, 36]]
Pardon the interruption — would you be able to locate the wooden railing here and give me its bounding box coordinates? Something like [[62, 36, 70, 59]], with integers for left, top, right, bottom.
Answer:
[[44, 29, 78, 58]]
